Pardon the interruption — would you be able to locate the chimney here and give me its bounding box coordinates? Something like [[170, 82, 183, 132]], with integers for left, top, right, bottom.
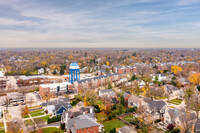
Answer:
[[90, 108, 93, 113], [65, 113, 68, 120]]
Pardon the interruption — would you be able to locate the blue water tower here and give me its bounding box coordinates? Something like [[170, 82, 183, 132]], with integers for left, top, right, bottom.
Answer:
[[69, 62, 80, 84]]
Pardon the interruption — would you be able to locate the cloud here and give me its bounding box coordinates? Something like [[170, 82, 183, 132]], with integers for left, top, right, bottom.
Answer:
[[0, 17, 38, 26], [177, 0, 200, 6], [0, 0, 200, 48]]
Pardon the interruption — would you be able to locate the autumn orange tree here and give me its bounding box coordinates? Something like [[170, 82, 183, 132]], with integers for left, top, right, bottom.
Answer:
[[171, 65, 182, 75], [22, 105, 29, 117], [188, 73, 200, 86]]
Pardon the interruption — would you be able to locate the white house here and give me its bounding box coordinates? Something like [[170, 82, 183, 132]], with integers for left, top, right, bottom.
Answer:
[[38, 68, 44, 74], [0, 70, 5, 77], [152, 74, 167, 82]]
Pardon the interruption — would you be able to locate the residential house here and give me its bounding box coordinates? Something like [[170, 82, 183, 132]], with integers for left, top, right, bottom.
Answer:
[[118, 126, 137, 133], [178, 78, 190, 86], [123, 92, 131, 106], [152, 74, 167, 82], [164, 85, 179, 95], [61, 103, 94, 123], [66, 114, 100, 133], [195, 119, 200, 133], [164, 108, 196, 130], [38, 68, 44, 74], [128, 95, 141, 108], [143, 99, 167, 119], [99, 89, 118, 104], [42, 98, 71, 117]]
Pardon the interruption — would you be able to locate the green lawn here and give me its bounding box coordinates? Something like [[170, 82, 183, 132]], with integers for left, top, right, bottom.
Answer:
[[96, 112, 106, 123], [30, 109, 44, 117], [41, 115, 50, 122], [24, 119, 34, 126], [34, 115, 49, 122], [123, 115, 133, 123], [0, 130, 5, 133], [0, 123, 4, 128], [42, 127, 60, 133], [169, 98, 183, 105], [29, 127, 61, 133], [22, 115, 30, 118], [97, 100, 103, 105], [103, 119, 125, 133], [28, 105, 42, 110]]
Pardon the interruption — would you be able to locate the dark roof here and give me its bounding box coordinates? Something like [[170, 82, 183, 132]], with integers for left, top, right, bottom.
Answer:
[[42, 98, 70, 106], [195, 119, 200, 132], [54, 103, 72, 111]]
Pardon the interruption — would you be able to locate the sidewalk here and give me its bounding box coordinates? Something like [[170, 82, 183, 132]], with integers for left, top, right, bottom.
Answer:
[[23, 114, 48, 121]]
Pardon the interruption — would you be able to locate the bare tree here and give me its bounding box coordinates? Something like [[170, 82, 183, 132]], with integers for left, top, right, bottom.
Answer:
[[7, 118, 24, 133], [4, 96, 10, 111], [34, 117, 45, 130]]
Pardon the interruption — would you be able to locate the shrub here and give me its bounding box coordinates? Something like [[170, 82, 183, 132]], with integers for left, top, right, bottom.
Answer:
[[70, 100, 78, 106], [60, 123, 65, 130], [155, 119, 161, 123], [109, 128, 116, 133], [108, 113, 112, 120], [167, 123, 175, 131], [94, 105, 101, 113], [125, 107, 137, 113], [130, 117, 140, 129], [111, 104, 117, 111], [166, 128, 180, 133], [47, 116, 61, 124]]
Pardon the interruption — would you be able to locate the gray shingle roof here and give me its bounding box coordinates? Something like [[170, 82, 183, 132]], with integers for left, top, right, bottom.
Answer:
[[42, 98, 70, 106], [195, 119, 200, 132], [119, 126, 136, 133], [67, 113, 99, 130], [147, 100, 166, 111]]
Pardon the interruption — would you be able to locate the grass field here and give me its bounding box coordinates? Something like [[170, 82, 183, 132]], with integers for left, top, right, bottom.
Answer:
[[123, 115, 133, 123], [103, 119, 125, 133], [0, 123, 4, 128], [28, 105, 42, 110], [30, 127, 62, 133], [24, 119, 34, 126], [22, 115, 30, 118], [30, 109, 44, 117], [96, 112, 106, 123], [0, 130, 5, 133], [0, 122, 4, 133], [169, 98, 183, 105], [34, 115, 49, 122]]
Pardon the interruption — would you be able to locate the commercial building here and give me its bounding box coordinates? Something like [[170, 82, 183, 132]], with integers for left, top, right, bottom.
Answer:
[[39, 82, 73, 98]]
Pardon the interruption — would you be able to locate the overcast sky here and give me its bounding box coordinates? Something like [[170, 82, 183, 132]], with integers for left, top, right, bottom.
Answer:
[[0, 0, 200, 48]]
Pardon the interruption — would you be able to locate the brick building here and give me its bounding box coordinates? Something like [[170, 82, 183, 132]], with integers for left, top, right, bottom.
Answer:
[[39, 82, 73, 98]]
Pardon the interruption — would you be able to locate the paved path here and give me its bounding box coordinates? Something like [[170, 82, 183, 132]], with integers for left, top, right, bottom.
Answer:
[[42, 121, 60, 128], [28, 114, 38, 131], [23, 114, 48, 121]]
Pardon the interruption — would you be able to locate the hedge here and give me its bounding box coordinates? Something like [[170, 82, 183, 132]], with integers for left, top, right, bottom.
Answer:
[[47, 116, 61, 124], [155, 119, 161, 123]]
